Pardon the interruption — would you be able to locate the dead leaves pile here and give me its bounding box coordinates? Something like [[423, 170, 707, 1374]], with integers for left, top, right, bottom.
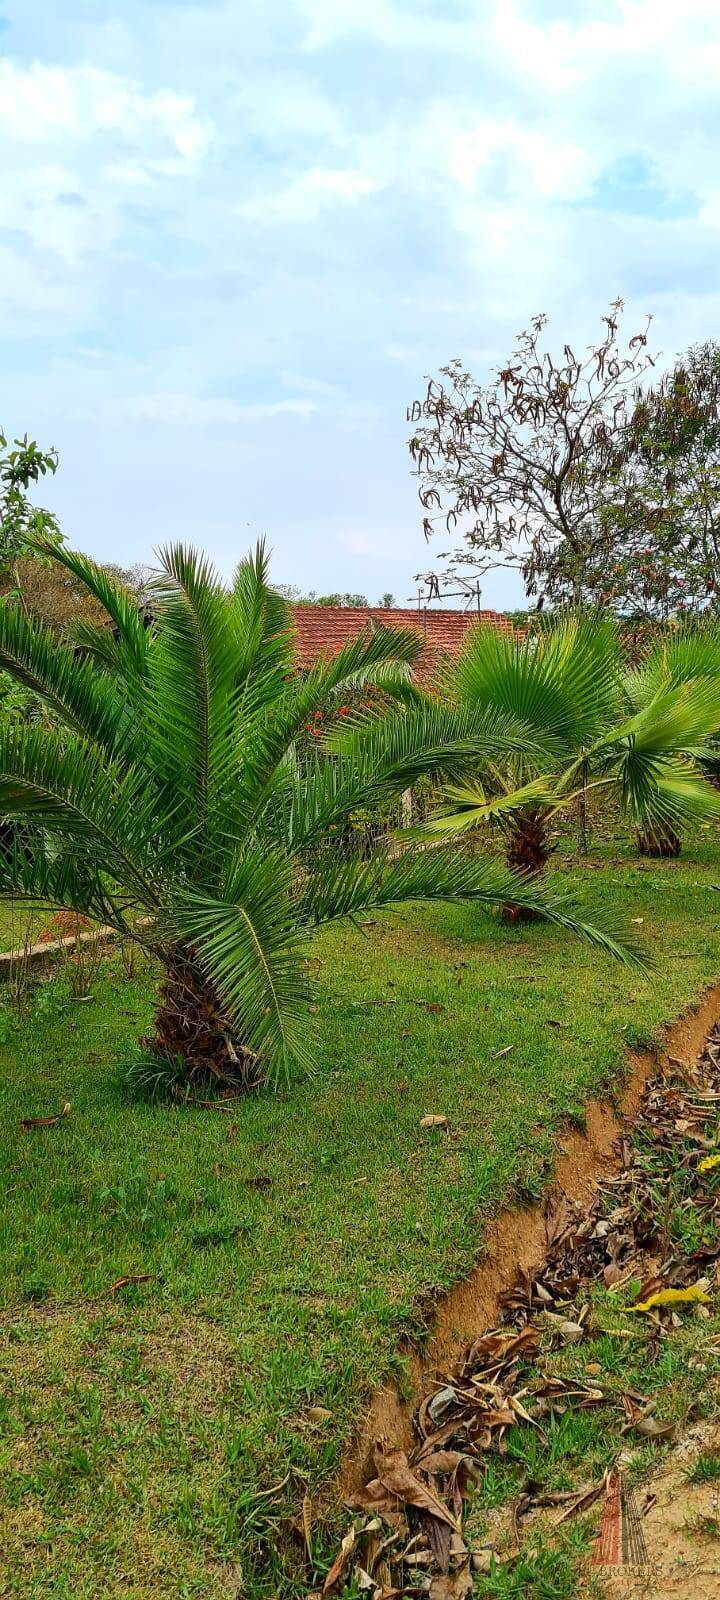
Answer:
[[500, 1029, 720, 1333], [324, 1324, 612, 1598], [311, 1021, 720, 1598]]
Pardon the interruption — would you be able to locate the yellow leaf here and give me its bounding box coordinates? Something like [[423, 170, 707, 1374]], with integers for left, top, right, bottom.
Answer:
[[629, 1284, 712, 1313], [698, 1154, 720, 1173]]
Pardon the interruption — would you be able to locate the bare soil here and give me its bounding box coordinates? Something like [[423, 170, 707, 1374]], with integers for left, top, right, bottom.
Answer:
[[584, 1421, 720, 1598]]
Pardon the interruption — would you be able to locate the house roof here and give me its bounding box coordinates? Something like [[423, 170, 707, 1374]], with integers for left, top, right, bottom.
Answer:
[[290, 605, 516, 673]]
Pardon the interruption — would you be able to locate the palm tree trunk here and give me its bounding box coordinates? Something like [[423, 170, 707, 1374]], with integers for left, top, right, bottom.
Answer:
[[636, 824, 681, 859], [152, 954, 259, 1088], [502, 806, 552, 922], [575, 787, 589, 856]]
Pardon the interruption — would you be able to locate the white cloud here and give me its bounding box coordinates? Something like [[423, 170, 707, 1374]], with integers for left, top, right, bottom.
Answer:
[[0, 54, 214, 318], [7, 0, 720, 605], [0, 61, 211, 164], [281, 370, 345, 398], [124, 393, 317, 425], [0, 59, 212, 265], [239, 166, 381, 222], [299, 0, 463, 52], [231, 74, 345, 146], [447, 121, 593, 201]]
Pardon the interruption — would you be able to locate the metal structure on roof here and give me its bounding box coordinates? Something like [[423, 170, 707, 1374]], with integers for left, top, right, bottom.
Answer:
[[410, 574, 484, 614]]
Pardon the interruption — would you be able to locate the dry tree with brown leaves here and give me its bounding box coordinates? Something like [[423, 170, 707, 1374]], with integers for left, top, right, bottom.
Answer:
[[408, 300, 656, 607]]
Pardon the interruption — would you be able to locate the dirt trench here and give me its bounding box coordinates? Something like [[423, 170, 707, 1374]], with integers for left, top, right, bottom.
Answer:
[[341, 981, 720, 1500]]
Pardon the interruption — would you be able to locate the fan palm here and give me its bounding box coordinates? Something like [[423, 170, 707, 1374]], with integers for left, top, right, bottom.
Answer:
[[416, 614, 720, 874], [619, 621, 720, 855], [416, 616, 620, 891], [0, 544, 642, 1089]]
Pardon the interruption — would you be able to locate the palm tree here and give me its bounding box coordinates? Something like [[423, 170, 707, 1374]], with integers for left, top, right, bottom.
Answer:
[[416, 616, 620, 892], [0, 544, 641, 1089], [614, 617, 720, 857], [416, 614, 720, 878]]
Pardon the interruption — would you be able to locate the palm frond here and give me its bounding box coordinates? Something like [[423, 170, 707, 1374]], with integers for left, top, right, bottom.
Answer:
[[642, 622, 720, 695], [299, 845, 647, 968], [0, 602, 135, 757], [26, 537, 151, 675], [446, 612, 622, 756], [410, 776, 557, 839], [232, 541, 296, 689], [147, 544, 247, 855], [598, 677, 720, 759], [0, 724, 163, 904], [231, 622, 431, 843], [612, 752, 720, 836], [161, 849, 311, 1084], [0, 830, 139, 936], [273, 701, 556, 851], [69, 619, 133, 676]]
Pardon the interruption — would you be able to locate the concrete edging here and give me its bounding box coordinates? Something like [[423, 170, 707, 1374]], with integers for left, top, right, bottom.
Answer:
[[0, 925, 117, 979]]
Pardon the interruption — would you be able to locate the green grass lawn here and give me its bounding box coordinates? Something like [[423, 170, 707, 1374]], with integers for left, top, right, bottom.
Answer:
[[2, 825, 720, 1597]]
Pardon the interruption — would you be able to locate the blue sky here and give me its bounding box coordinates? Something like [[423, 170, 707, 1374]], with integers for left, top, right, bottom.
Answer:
[[2, 0, 719, 608]]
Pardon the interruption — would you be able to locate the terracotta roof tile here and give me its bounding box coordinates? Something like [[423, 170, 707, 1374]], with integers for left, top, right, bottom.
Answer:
[[290, 606, 517, 676]]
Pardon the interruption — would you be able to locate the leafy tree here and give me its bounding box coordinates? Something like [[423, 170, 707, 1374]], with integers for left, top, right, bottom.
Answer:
[[0, 541, 640, 1089], [0, 433, 63, 723], [102, 562, 153, 603], [0, 432, 61, 579], [584, 342, 720, 617], [415, 615, 720, 878], [274, 585, 369, 608], [378, 593, 397, 609], [1, 555, 110, 636], [408, 302, 655, 606]]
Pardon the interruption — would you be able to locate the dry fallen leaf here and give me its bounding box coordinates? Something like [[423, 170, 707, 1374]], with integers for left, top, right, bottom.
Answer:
[[344, 1479, 404, 1525], [554, 1474, 609, 1524], [429, 1560, 473, 1600], [420, 1115, 449, 1130], [537, 1309, 585, 1344], [104, 1274, 153, 1295], [629, 1284, 712, 1313], [323, 1527, 356, 1592], [307, 1406, 333, 1424], [20, 1101, 71, 1131], [426, 1386, 458, 1424], [373, 1442, 457, 1529], [507, 1393, 542, 1428], [302, 1493, 313, 1563], [624, 1415, 676, 1442], [418, 1449, 476, 1477], [467, 1326, 540, 1367]]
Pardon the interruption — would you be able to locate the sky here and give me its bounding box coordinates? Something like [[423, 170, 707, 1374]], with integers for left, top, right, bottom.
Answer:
[[2, 0, 719, 610]]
